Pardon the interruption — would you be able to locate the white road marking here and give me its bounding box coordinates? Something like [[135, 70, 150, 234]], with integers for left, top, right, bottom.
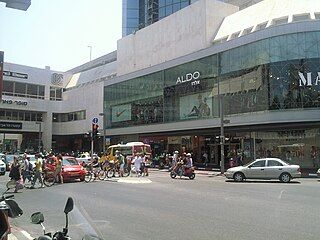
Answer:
[[278, 190, 285, 199], [21, 230, 33, 240]]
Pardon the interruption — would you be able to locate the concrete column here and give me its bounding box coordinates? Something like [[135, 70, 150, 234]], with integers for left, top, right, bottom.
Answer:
[[42, 112, 52, 151]]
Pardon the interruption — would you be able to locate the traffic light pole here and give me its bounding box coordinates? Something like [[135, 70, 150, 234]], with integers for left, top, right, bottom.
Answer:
[[91, 131, 94, 162]]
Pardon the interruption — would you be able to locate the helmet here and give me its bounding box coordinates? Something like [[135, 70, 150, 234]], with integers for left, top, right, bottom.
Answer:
[[115, 150, 120, 154], [174, 151, 179, 154], [186, 153, 191, 157]]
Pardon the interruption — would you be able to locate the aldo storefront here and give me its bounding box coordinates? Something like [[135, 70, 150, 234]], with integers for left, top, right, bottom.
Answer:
[[104, 31, 320, 170]]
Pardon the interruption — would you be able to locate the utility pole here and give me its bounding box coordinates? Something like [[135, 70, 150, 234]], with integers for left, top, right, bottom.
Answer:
[[99, 112, 106, 153]]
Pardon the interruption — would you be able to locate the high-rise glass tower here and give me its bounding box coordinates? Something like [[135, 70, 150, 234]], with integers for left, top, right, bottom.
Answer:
[[122, 0, 263, 36], [122, 0, 192, 36]]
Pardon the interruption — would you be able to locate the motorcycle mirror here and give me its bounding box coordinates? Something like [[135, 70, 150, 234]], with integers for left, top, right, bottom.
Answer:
[[64, 197, 74, 214], [31, 212, 44, 224], [5, 199, 23, 218]]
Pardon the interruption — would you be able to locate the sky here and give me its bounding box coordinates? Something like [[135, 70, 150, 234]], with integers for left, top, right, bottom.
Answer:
[[0, 0, 122, 72]]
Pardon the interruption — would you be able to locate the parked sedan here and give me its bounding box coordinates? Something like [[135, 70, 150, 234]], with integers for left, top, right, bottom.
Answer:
[[46, 156, 86, 182], [0, 159, 6, 175], [225, 158, 301, 183], [317, 168, 320, 178]]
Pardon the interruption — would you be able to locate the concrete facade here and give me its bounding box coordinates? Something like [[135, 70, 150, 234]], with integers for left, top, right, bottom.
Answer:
[[117, 0, 238, 76]]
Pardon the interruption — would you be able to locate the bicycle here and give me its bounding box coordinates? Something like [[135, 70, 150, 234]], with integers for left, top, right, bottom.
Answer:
[[106, 163, 130, 178], [84, 164, 106, 182]]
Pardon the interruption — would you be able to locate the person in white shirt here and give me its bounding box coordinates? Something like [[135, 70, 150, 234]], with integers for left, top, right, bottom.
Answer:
[[134, 153, 143, 177]]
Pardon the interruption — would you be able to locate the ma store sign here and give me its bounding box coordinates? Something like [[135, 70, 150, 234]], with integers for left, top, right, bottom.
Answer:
[[298, 72, 320, 86]]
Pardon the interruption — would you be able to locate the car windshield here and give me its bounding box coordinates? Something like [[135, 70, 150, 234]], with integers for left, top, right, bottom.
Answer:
[[6, 155, 16, 163], [63, 158, 79, 166]]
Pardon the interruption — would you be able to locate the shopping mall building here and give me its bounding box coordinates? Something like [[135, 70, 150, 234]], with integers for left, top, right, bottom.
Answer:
[[1, 0, 320, 170]]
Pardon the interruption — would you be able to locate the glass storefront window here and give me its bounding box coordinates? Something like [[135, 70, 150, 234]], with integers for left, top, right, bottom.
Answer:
[[3, 81, 14, 94], [14, 82, 26, 96]]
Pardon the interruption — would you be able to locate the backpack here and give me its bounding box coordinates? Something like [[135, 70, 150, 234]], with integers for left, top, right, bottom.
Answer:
[[28, 161, 33, 171]]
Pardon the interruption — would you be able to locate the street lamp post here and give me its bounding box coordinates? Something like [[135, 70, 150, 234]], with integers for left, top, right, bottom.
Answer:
[[99, 112, 106, 153], [36, 121, 41, 153], [87, 45, 92, 61]]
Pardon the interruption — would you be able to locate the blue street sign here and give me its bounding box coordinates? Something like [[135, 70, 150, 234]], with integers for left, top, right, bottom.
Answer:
[[92, 117, 98, 124]]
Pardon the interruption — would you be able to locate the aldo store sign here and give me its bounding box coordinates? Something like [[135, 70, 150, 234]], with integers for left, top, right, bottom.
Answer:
[[176, 71, 201, 86]]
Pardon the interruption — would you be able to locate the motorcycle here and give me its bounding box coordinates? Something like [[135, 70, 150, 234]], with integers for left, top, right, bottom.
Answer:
[[0, 181, 23, 240], [170, 161, 196, 180], [31, 197, 102, 240]]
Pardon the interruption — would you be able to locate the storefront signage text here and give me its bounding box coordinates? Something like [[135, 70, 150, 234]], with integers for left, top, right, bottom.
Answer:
[[3, 71, 28, 79], [0, 122, 22, 129], [176, 71, 201, 86], [298, 72, 320, 86], [2, 99, 28, 106]]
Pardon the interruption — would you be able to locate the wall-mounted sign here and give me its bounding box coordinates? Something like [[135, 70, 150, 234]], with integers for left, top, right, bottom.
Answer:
[[176, 71, 201, 85], [3, 71, 28, 79], [2, 99, 28, 106], [0, 122, 22, 129], [51, 73, 64, 86], [298, 72, 320, 86]]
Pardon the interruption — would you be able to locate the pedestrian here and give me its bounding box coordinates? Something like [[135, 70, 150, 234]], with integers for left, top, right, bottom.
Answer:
[[31, 154, 44, 188], [54, 155, 63, 184], [9, 156, 23, 193], [115, 150, 125, 177], [22, 154, 31, 184], [134, 153, 143, 177]]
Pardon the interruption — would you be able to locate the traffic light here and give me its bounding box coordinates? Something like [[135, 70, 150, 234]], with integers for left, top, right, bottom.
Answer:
[[92, 123, 99, 139]]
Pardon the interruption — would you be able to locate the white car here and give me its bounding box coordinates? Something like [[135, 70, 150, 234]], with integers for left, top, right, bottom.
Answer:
[[0, 159, 6, 175], [225, 158, 301, 183], [317, 168, 320, 178]]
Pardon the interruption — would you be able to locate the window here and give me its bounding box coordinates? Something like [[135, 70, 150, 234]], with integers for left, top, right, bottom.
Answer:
[[255, 21, 268, 31], [36, 113, 43, 122], [292, 13, 310, 22], [18, 112, 24, 121], [272, 17, 288, 26], [12, 112, 18, 120], [250, 160, 266, 168], [25, 113, 31, 121], [3, 81, 14, 94], [267, 160, 283, 167], [0, 111, 5, 120], [38, 86, 45, 98], [53, 113, 59, 122], [5, 111, 12, 120], [14, 82, 26, 96], [315, 12, 320, 20], [242, 27, 253, 36], [27, 84, 38, 97]]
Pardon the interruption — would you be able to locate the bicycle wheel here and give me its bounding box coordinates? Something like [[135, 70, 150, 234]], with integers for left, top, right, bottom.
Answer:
[[98, 170, 106, 180], [43, 174, 55, 187], [123, 167, 130, 177], [106, 169, 115, 178], [84, 171, 93, 182]]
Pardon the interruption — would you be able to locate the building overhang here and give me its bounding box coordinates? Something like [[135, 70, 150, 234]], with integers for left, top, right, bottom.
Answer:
[[0, 0, 31, 11]]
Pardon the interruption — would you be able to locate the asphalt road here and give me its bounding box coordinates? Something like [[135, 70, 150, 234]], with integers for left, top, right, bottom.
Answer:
[[1, 171, 319, 240]]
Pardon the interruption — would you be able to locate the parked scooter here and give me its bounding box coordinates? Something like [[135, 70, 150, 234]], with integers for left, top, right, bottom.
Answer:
[[170, 160, 195, 180]]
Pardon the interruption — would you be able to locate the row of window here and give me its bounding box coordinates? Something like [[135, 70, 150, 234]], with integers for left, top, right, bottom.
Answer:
[[2, 81, 63, 101], [217, 12, 320, 43], [0, 109, 43, 122], [3, 81, 45, 99], [53, 110, 86, 122]]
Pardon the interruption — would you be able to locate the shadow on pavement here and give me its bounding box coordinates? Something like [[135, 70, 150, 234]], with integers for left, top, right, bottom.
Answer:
[[225, 180, 301, 184]]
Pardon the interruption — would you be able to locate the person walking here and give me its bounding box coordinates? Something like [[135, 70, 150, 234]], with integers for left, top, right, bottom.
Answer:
[[54, 155, 63, 184], [134, 153, 143, 177], [31, 154, 44, 188], [9, 156, 23, 193], [22, 155, 31, 184], [115, 150, 125, 177]]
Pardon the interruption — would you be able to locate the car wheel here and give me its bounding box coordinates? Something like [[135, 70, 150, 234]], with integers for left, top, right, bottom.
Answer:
[[189, 173, 195, 180], [279, 173, 291, 183], [233, 172, 244, 182], [170, 171, 177, 179]]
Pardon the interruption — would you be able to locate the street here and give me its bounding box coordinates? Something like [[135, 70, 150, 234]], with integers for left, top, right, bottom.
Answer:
[[1, 171, 319, 240]]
